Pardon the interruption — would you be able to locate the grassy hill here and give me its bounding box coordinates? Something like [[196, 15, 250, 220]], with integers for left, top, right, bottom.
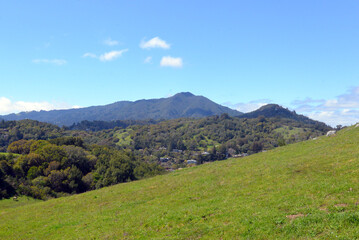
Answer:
[[1, 125, 358, 239]]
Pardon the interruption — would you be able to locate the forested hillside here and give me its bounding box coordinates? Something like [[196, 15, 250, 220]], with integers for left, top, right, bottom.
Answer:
[[0, 109, 332, 199], [72, 113, 331, 169], [0, 137, 163, 199], [0, 119, 64, 152]]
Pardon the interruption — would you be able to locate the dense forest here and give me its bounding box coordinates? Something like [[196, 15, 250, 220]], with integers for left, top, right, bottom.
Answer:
[[0, 112, 332, 199], [99, 114, 331, 169], [0, 137, 163, 199]]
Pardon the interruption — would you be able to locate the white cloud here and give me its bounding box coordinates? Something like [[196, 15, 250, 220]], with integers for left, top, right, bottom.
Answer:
[[83, 53, 97, 58], [32, 59, 67, 65], [291, 86, 359, 126], [224, 99, 271, 113], [144, 56, 152, 64], [83, 49, 128, 62], [140, 37, 170, 49], [103, 38, 119, 46], [99, 49, 128, 62], [0, 97, 80, 115], [160, 56, 183, 68], [306, 110, 359, 127]]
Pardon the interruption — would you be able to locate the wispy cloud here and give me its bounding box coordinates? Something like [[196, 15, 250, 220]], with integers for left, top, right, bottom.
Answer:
[[83, 52, 97, 58], [160, 56, 183, 68], [140, 37, 170, 49], [103, 38, 119, 46], [291, 86, 359, 126], [99, 49, 128, 62], [32, 59, 67, 65], [0, 97, 80, 115], [144, 56, 152, 64], [224, 99, 272, 113], [83, 49, 128, 62]]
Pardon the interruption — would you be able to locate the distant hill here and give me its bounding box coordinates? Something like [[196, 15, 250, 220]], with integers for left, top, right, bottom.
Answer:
[[240, 104, 324, 126], [0, 92, 242, 126]]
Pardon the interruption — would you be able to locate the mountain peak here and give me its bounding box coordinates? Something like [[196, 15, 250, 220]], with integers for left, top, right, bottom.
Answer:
[[241, 104, 293, 119], [173, 92, 195, 97], [0, 92, 242, 126], [257, 104, 285, 111], [240, 103, 329, 128]]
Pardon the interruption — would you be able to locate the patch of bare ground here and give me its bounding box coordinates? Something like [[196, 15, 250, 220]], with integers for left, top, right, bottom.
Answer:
[[286, 213, 305, 220], [334, 203, 347, 207], [319, 206, 328, 212]]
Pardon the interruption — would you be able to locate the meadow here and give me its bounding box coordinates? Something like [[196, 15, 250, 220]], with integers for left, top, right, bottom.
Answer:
[[0, 125, 358, 239]]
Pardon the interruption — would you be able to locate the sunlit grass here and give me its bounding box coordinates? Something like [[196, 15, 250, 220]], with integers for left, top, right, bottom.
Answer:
[[0, 126, 358, 239]]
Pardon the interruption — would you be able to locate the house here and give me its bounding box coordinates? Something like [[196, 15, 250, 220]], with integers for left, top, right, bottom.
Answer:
[[227, 148, 236, 156], [160, 157, 169, 162], [232, 153, 249, 158], [172, 149, 183, 153], [326, 130, 336, 136], [186, 159, 197, 164]]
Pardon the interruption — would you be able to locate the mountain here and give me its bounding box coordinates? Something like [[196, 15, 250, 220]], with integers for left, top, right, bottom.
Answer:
[[240, 104, 322, 125], [1, 125, 358, 239], [0, 92, 242, 126]]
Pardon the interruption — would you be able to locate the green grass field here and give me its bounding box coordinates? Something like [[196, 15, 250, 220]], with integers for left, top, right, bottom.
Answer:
[[0, 196, 42, 210], [1, 125, 359, 239]]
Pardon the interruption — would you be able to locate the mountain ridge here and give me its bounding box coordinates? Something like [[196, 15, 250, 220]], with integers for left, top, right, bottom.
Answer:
[[0, 92, 242, 126], [0, 94, 329, 128]]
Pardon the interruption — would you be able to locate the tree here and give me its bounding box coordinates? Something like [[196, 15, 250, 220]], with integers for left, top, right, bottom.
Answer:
[[27, 166, 40, 180], [277, 138, 286, 147], [7, 140, 35, 154], [66, 166, 84, 193], [0, 169, 15, 199], [48, 170, 66, 192], [36, 144, 67, 164], [63, 145, 92, 173], [251, 141, 263, 153]]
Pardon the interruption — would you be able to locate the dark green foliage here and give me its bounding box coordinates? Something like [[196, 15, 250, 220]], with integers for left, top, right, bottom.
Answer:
[[36, 144, 67, 165], [277, 137, 286, 146], [67, 119, 159, 131], [0, 173, 15, 199], [0, 120, 63, 152], [49, 137, 84, 147], [7, 139, 35, 154], [27, 166, 40, 180], [0, 138, 165, 200]]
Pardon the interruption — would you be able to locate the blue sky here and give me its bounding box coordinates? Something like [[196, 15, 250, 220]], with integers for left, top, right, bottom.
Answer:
[[0, 1, 358, 126]]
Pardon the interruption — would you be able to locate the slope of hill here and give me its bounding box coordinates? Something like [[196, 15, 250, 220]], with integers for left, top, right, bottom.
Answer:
[[240, 103, 323, 125], [0, 92, 242, 126], [1, 125, 358, 239]]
